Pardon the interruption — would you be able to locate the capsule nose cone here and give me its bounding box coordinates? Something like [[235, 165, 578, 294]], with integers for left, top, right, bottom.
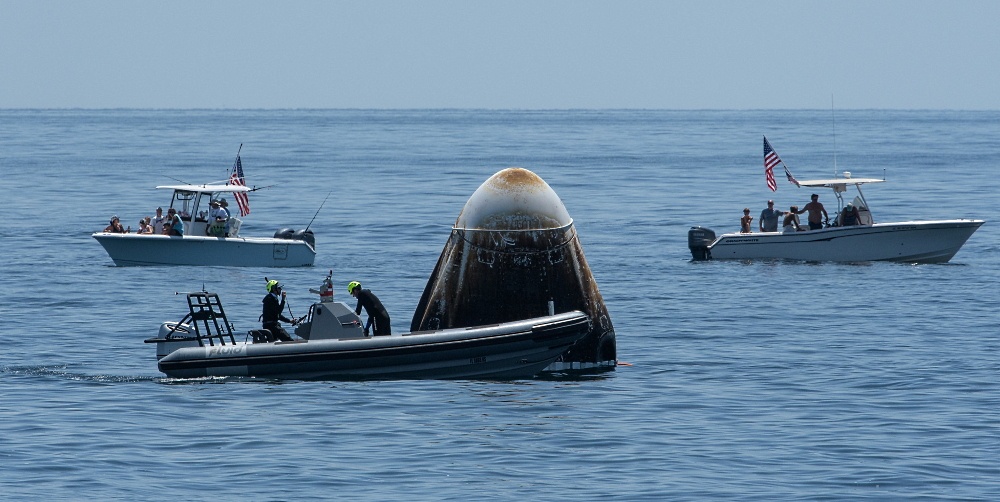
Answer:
[[456, 167, 572, 230]]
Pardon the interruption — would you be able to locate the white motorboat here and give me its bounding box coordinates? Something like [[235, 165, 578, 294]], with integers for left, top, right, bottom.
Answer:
[[689, 172, 984, 264], [93, 183, 316, 267], [146, 291, 591, 380]]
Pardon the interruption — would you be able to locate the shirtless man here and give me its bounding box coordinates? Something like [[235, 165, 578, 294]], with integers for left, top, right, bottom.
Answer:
[[796, 194, 829, 230]]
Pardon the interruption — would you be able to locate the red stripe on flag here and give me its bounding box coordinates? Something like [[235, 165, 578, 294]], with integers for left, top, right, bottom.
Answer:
[[229, 155, 251, 217]]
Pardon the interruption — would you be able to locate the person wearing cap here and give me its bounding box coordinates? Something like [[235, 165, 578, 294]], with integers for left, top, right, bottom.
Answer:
[[348, 281, 391, 336], [218, 198, 233, 236], [261, 280, 296, 342], [759, 200, 785, 232], [218, 198, 231, 218], [104, 215, 127, 233], [841, 202, 861, 226], [151, 207, 166, 234], [207, 200, 228, 236]]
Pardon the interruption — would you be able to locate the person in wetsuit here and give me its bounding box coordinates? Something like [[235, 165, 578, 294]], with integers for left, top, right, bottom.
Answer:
[[348, 281, 391, 336], [261, 280, 295, 341]]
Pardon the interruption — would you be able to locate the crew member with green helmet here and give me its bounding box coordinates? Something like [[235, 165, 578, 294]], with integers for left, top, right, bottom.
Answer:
[[262, 279, 296, 342], [348, 281, 391, 336]]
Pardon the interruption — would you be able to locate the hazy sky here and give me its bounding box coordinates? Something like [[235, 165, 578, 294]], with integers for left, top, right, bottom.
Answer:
[[3, 0, 998, 109]]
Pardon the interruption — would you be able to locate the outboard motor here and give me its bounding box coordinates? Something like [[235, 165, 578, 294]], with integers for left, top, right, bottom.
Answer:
[[688, 226, 716, 261], [292, 228, 316, 249], [274, 228, 294, 240]]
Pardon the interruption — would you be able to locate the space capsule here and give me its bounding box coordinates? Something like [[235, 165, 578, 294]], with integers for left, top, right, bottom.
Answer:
[[410, 167, 616, 371]]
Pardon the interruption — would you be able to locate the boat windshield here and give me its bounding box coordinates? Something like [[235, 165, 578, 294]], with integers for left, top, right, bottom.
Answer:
[[171, 190, 199, 220]]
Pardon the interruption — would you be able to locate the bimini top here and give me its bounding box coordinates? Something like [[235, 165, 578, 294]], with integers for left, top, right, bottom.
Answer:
[[155, 184, 251, 193], [795, 172, 885, 190]]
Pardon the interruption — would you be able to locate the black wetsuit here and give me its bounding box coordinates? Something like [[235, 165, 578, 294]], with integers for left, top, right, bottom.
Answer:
[[354, 288, 391, 336], [261, 293, 294, 341]]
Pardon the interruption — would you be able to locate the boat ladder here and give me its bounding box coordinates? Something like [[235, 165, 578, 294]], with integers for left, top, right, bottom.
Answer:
[[168, 292, 237, 347]]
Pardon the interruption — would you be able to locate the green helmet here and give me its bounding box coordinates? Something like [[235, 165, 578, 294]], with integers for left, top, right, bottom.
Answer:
[[266, 280, 282, 293], [348, 281, 361, 294]]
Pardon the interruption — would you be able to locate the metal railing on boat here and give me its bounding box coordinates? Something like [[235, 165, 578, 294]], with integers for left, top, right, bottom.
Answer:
[[166, 292, 237, 347]]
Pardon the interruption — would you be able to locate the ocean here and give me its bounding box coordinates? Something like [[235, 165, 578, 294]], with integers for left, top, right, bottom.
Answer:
[[1, 109, 998, 500]]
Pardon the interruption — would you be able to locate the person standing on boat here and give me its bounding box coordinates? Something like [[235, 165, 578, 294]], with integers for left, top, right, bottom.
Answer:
[[348, 281, 391, 336], [796, 194, 829, 230], [218, 198, 233, 236], [151, 207, 166, 234], [759, 200, 785, 232], [740, 208, 753, 233], [262, 280, 295, 342]]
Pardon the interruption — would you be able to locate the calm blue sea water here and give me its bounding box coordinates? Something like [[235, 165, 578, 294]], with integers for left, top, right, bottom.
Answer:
[[1, 109, 998, 500]]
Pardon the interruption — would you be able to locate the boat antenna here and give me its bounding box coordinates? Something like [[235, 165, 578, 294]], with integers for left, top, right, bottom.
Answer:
[[305, 190, 333, 232], [831, 94, 838, 177]]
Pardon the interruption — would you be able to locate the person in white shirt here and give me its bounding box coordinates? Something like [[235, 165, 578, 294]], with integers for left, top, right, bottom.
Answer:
[[151, 207, 167, 235], [208, 200, 229, 236], [219, 198, 233, 236]]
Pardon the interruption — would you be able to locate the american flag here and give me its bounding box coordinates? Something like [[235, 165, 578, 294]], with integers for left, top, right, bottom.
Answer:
[[784, 165, 800, 187], [229, 155, 251, 216], [763, 136, 780, 192]]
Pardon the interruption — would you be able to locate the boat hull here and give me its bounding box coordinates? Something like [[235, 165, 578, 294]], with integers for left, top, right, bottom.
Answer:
[[706, 220, 984, 263], [93, 233, 315, 267], [151, 311, 591, 380]]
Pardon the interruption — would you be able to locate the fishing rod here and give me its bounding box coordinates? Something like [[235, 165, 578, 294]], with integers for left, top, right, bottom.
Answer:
[[305, 190, 333, 232], [246, 184, 277, 192], [163, 175, 194, 185]]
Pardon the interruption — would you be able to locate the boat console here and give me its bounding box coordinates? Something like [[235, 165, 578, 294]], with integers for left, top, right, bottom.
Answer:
[[294, 302, 365, 340]]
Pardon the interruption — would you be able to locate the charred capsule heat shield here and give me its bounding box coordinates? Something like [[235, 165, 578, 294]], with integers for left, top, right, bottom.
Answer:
[[410, 168, 616, 371]]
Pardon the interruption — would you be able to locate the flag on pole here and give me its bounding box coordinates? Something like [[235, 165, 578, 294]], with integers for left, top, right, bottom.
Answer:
[[229, 155, 251, 216], [784, 165, 800, 187], [763, 136, 780, 192]]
